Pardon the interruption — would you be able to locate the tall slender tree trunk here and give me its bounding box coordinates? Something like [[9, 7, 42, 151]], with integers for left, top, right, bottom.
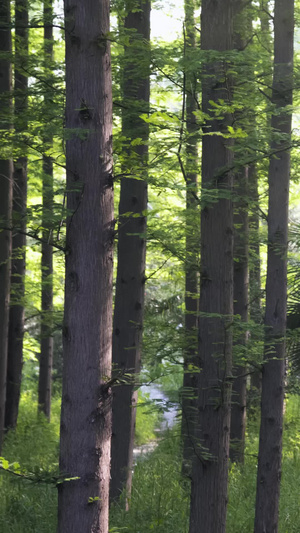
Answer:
[[5, 0, 28, 430], [249, 164, 262, 392], [260, 0, 272, 59], [189, 1, 233, 532], [0, 0, 13, 452], [249, 167, 261, 328], [181, 0, 199, 474], [230, 170, 248, 463], [110, 0, 150, 505], [250, 0, 272, 393], [230, 0, 250, 464], [250, 0, 271, 333], [254, 1, 294, 531], [57, 0, 113, 531], [38, 0, 54, 420]]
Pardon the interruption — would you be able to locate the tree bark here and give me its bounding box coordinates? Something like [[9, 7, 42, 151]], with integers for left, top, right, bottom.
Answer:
[[249, 0, 271, 333], [254, 1, 294, 531], [57, 0, 113, 531], [5, 0, 28, 430], [38, 0, 54, 420], [0, 0, 13, 452], [230, 0, 250, 465], [189, 1, 233, 532], [249, 166, 261, 326], [230, 170, 248, 463], [249, 0, 272, 393], [260, 0, 272, 58], [110, 0, 150, 505], [181, 0, 199, 475], [249, 163, 262, 392]]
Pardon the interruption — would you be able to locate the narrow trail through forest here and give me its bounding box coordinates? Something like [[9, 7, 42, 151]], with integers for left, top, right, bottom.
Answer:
[[133, 384, 178, 460]]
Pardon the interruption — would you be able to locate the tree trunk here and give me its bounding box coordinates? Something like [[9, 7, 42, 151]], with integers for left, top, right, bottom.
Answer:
[[181, 0, 199, 475], [110, 0, 150, 505], [230, 171, 248, 464], [254, 1, 294, 531], [230, 0, 250, 465], [57, 0, 113, 531], [5, 0, 28, 430], [38, 0, 54, 420], [0, 0, 13, 452], [260, 0, 272, 58], [189, 1, 233, 532], [249, 0, 272, 393], [249, 0, 271, 333], [249, 165, 261, 325], [249, 164, 262, 392]]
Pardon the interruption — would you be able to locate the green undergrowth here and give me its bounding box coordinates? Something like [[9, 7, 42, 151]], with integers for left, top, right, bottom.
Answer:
[[110, 430, 190, 533], [1, 394, 300, 532], [227, 394, 300, 533], [111, 395, 300, 533], [0, 393, 60, 533], [0, 389, 162, 533]]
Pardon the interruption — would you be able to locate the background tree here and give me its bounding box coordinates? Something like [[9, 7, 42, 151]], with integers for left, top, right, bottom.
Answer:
[[5, 0, 28, 430], [38, 0, 54, 419], [57, 0, 114, 530], [255, 0, 294, 530], [0, 0, 13, 452], [110, 0, 151, 504], [230, 169, 248, 464], [180, 0, 199, 474], [249, 0, 272, 393], [229, 0, 251, 464], [189, 1, 234, 531]]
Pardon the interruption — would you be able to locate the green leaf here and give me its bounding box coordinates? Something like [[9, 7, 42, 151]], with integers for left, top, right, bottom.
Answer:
[[0, 457, 9, 470]]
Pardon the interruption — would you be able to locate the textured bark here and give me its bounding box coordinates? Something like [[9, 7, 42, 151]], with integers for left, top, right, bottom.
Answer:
[[249, 164, 262, 392], [250, 0, 272, 393], [57, 0, 113, 531], [110, 0, 150, 505], [249, 165, 261, 325], [230, 171, 248, 464], [248, 0, 270, 332], [254, 1, 294, 531], [0, 0, 13, 452], [5, 0, 28, 430], [189, 1, 233, 532], [38, 0, 54, 420], [230, 0, 250, 465], [181, 0, 199, 474]]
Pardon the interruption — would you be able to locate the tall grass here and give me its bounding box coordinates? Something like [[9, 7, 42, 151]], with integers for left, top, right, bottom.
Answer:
[[0, 393, 59, 533], [110, 431, 190, 533], [227, 395, 300, 533], [1, 393, 300, 532], [111, 395, 300, 533]]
